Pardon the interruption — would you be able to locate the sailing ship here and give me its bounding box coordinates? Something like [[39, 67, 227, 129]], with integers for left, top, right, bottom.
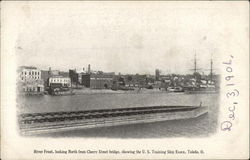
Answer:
[[184, 53, 218, 93]]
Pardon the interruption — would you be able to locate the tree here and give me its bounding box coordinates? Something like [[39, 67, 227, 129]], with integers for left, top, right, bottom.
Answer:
[[118, 77, 125, 86], [128, 76, 133, 82], [127, 75, 133, 90]]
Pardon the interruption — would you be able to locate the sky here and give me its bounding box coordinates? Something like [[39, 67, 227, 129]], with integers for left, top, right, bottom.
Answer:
[[13, 1, 243, 75]]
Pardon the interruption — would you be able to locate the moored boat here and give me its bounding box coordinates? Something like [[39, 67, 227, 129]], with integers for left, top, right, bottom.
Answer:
[[167, 86, 184, 92]]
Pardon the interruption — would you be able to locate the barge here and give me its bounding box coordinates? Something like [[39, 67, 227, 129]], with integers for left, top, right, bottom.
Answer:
[[18, 105, 208, 135]]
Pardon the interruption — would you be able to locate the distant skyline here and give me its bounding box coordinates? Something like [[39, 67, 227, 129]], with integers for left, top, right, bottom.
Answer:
[[14, 2, 239, 75]]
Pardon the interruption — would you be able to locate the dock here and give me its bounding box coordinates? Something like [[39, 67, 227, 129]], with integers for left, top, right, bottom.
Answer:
[[18, 105, 208, 135]]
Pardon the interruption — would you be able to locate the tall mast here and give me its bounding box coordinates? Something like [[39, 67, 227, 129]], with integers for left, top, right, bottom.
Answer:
[[210, 55, 213, 81], [191, 51, 200, 75]]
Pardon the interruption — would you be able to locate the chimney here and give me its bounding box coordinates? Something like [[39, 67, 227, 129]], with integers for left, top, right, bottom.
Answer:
[[88, 64, 91, 74], [48, 67, 51, 76]]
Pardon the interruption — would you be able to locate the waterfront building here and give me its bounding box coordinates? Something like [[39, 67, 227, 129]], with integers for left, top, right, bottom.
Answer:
[[78, 72, 83, 84], [18, 66, 42, 82], [78, 67, 87, 84], [81, 73, 114, 89], [82, 74, 91, 87], [41, 69, 69, 89], [17, 80, 45, 93], [59, 71, 69, 77], [69, 69, 79, 86], [17, 66, 44, 94], [113, 74, 149, 88], [134, 74, 147, 88], [48, 67, 60, 76], [48, 76, 71, 88], [155, 69, 160, 81], [41, 70, 50, 88], [111, 74, 149, 90], [90, 74, 114, 89]]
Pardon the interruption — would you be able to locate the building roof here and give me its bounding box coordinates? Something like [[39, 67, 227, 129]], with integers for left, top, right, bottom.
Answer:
[[50, 75, 70, 78], [19, 66, 37, 70], [59, 71, 69, 77], [90, 73, 114, 79]]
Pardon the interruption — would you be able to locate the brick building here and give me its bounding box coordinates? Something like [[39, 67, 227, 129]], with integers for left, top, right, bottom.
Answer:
[[81, 73, 114, 89]]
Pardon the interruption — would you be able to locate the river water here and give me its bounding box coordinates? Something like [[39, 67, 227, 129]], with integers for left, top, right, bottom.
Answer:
[[17, 92, 219, 138]]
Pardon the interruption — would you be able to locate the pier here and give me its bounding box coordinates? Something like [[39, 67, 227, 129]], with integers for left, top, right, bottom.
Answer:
[[19, 105, 208, 135]]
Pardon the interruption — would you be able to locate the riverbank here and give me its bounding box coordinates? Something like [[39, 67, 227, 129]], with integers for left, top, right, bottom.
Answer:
[[18, 88, 218, 97], [17, 88, 166, 96], [71, 88, 170, 95]]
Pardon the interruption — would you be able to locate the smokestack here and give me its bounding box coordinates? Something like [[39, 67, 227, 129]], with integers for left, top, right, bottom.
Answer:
[[49, 67, 51, 76], [88, 64, 91, 74]]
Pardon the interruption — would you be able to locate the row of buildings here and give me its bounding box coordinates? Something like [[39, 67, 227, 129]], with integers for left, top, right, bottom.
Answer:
[[17, 65, 118, 94], [17, 65, 219, 95], [17, 66, 69, 94]]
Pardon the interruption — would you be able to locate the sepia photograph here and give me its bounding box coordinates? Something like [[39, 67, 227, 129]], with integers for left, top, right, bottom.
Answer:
[[1, 1, 249, 159], [15, 2, 220, 138]]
